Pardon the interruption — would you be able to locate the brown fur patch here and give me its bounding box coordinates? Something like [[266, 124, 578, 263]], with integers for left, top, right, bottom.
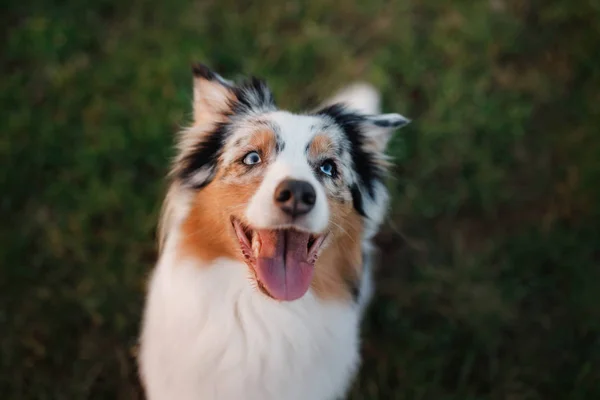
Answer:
[[308, 134, 335, 159], [178, 171, 262, 264], [249, 129, 277, 154], [311, 199, 363, 301]]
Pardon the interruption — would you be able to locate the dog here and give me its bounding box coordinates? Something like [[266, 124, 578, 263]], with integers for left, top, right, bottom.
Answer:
[[138, 63, 410, 400]]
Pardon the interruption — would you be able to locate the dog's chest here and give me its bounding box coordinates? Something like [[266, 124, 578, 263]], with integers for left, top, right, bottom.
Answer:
[[140, 257, 361, 400]]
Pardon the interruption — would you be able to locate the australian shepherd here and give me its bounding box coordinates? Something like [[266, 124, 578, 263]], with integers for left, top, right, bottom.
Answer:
[[138, 63, 410, 400]]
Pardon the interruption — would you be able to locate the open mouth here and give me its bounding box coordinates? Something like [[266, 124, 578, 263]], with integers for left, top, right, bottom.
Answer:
[[231, 217, 327, 301]]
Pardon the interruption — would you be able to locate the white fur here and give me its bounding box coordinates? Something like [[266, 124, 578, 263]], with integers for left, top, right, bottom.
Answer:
[[323, 82, 381, 115], [139, 231, 361, 400]]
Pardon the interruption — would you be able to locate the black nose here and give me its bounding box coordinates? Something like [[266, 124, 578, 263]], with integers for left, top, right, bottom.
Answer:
[[274, 179, 316, 217]]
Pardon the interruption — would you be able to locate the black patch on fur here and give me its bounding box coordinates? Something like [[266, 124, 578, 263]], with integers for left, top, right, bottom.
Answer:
[[314, 104, 385, 200], [179, 122, 229, 188], [191, 63, 217, 81], [191, 63, 276, 116], [370, 118, 394, 127], [369, 115, 410, 128], [263, 120, 284, 153], [231, 77, 276, 115], [350, 184, 366, 217], [346, 276, 360, 303], [276, 136, 285, 153]]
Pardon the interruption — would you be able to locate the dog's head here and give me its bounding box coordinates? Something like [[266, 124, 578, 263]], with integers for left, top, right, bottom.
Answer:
[[165, 64, 409, 302]]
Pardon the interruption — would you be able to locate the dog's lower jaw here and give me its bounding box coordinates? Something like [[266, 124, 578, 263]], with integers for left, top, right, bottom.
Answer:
[[138, 248, 362, 400]]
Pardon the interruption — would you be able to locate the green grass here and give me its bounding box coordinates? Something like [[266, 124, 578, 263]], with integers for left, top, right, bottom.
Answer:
[[2, 0, 600, 398]]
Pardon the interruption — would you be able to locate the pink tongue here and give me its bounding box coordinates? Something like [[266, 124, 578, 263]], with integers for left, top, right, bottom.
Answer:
[[254, 230, 314, 301]]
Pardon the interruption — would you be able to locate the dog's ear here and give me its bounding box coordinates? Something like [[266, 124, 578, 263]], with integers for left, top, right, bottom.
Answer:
[[315, 104, 410, 155], [318, 82, 410, 153], [191, 63, 235, 124], [361, 113, 410, 153]]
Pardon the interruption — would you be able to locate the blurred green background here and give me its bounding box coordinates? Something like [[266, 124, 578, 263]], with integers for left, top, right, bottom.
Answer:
[[2, 0, 600, 398]]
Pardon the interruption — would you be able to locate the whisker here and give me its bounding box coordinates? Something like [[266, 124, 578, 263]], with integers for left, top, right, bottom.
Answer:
[[328, 219, 358, 245]]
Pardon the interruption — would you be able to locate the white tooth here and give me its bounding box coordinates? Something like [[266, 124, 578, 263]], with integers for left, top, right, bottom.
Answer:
[[252, 232, 261, 254]]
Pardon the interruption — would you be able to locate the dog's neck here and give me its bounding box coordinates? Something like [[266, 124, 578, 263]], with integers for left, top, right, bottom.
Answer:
[[139, 230, 362, 400]]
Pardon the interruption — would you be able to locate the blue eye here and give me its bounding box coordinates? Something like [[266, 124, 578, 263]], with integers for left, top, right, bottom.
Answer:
[[243, 151, 261, 165], [319, 160, 336, 177]]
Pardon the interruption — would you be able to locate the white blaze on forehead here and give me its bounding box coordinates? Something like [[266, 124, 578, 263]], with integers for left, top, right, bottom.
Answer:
[[269, 111, 354, 183], [245, 111, 331, 232], [268, 111, 323, 165]]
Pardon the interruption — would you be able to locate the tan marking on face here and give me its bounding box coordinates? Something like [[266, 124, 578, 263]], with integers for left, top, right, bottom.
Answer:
[[178, 169, 262, 264], [308, 134, 334, 159], [311, 198, 363, 301], [221, 129, 277, 177], [249, 129, 277, 156]]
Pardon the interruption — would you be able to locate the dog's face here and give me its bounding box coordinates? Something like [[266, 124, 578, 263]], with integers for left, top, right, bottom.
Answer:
[[170, 64, 409, 302]]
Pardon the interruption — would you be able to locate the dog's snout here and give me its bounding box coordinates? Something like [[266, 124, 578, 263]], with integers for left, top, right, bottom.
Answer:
[[274, 179, 316, 217]]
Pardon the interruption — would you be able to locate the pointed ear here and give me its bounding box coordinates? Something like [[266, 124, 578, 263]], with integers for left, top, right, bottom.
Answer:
[[318, 82, 410, 153], [191, 63, 235, 124], [362, 113, 411, 152]]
